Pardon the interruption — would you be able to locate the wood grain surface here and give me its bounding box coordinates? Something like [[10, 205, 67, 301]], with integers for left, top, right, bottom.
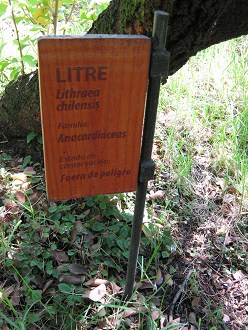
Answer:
[[38, 35, 151, 201]]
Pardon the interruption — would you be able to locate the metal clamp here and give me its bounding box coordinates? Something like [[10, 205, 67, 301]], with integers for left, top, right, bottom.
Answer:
[[149, 49, 170, 79], [138, 160, 155, 182]]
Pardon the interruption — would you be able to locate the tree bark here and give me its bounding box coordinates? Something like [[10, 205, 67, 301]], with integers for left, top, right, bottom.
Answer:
[[89, 0, 248, 75], [0, 0, 247, 139]]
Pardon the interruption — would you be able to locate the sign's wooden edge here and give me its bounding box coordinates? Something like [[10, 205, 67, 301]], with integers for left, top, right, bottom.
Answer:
[[37, 34, 150, 42]]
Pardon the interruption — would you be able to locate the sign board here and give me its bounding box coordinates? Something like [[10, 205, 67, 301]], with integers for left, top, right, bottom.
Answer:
[[38, 35, 151, 201]]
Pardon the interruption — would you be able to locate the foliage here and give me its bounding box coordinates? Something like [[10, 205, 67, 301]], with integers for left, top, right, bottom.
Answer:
[[155, 35, 248, 329], [0, 0, 110, 89], [0, 151, 174, 328]]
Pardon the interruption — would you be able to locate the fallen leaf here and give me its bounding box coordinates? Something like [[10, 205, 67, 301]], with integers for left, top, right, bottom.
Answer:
[[155, 268, 163, 285], [83, 232, 94, 242], [97, 320, 107, 329], [15, 191, 26, 203], [84, 278, 109, 287], [123, 308, 137, 317], [151, 309, 160, 320], [232, 270, 245, 281], [221, 277, 233, 286], [23, 166, 36, 175], [223, 314, 231, 322], [13, 273, 19, 284], [97, 307, 106, 317], [137, 280, 154, 290], [9, 287, 21, 306], [160, 314, 167, 329], [215, 177, 225, 189], [136, 293, 146, 303], [42, 280, 54, 293], [150, 190, 165, 199], [0, 286, 14, 298], [68, 263, 87, 275], [59, 274, 85, 285], [216, 225, 229, 235], [43, 287, 56, 296], [94, 213, 103, 222], [223, 235, 233, 246], [82, 283, 107, 302], [3, 199, 19, 215], [2, 199, 17, 208], [30, 191, 43, 205], [109, 281, 121, 295], [30, 275, 43, 287], [166, 317, 181, 325], [70, 227, 77, 242], [188, 312, 197, 328], [53, 250, 69, 263], [123, 306, 146, 317], [89, 240, 101, 253]]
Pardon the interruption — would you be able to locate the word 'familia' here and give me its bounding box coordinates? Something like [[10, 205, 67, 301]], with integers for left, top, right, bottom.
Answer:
[[56, 66, 108, 82]]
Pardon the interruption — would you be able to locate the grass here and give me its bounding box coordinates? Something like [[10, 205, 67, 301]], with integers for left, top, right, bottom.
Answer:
[[155, 35, 248, 328], [0, 36, 248, 329], [159, 36, 248, 186]]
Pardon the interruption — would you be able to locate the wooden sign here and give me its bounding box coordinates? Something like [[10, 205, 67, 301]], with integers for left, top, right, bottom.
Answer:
[[38, 35, 151, 201]]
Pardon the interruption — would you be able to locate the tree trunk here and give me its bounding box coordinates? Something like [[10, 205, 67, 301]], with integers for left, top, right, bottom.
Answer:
[[0, 0, 247, 139]]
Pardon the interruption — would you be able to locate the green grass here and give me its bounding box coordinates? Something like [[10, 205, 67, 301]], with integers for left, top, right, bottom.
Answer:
[[158, 36, 248, 195], [1, 36, 248, 329], [156, 36, 248, 329]]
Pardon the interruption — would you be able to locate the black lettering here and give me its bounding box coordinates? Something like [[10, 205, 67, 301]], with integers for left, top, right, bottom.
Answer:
[[122, 132, 128, 138], [68, 67, 72, 82], [56, 68, 66, 83], [85, 66, 96, 81], [57, 134, 65, 142], [75, 102, 81, 110], [98, 66, 108, 80], [72, 66, 84, 81]]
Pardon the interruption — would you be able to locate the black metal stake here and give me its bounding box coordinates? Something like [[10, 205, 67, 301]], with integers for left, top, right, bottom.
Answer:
[[123, 10, 170, 300]]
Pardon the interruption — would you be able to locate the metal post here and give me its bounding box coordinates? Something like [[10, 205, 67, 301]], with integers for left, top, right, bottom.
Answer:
[[123, 10, 170, 300]]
